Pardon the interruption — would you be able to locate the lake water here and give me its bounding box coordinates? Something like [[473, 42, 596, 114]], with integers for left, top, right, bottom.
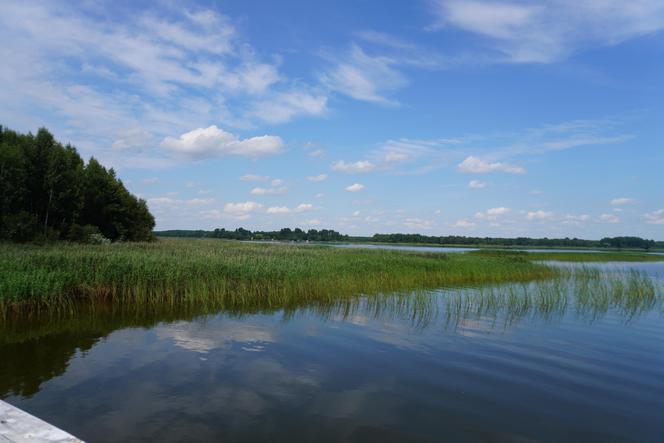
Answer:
[[1, 262, 664, 442]]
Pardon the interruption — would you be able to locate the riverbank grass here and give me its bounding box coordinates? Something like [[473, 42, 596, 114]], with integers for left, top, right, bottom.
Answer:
[[1, 238, 555, 314]]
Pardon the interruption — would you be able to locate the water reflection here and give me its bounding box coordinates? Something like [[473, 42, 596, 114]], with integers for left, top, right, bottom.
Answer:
[[1, 267, 662, 401]]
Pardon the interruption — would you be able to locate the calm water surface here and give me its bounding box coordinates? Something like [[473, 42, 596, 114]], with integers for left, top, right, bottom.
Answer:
[[1, 262, 664, 442]]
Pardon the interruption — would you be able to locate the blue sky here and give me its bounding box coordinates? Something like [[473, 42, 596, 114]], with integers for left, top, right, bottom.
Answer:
[[1, 0, 663, 238]]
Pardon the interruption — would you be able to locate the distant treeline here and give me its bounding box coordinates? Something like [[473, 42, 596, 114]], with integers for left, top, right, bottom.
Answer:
[[370, 234, 663, 250], [156, 229, 663, 250], [158, 227, 348, 242], [0, 125, 155, 243]]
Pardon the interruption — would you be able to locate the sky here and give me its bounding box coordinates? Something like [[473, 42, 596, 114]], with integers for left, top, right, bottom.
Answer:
[[1, 0, 663, 239]]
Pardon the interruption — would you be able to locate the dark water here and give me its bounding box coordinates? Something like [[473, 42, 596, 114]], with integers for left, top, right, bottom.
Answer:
[[2, 264, 664, 442]]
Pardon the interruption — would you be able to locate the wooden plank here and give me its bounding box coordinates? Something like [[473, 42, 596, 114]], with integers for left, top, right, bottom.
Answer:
[[0, 401, 83, 443]]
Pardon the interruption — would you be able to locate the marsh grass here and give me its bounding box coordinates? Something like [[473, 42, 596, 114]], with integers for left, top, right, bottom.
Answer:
[[0, 238, 555, 317], [470, 249, 664, 262], [440, 268, 663, 330]]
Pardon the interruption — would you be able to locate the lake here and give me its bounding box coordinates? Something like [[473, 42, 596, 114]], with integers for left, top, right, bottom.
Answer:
[[1, 262, 663, 442]]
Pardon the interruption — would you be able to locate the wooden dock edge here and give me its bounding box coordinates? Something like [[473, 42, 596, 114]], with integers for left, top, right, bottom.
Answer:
[[0, 400, 83, 443]]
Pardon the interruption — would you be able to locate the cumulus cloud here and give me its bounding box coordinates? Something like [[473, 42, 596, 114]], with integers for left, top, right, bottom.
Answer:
[[0, 2, 328, 174], [468, 180, 487, 189], [250, 186, 288, 195], [476, 207, 511, 220], [307, 174, 328, 182], [224, 201, 263, 214], [148, 197, 214, 208], [451, 219, 475, 229], [161, 125, 284, 159], [308, 149, 325, 158], [526, 210, 554, 221], [266, 203, 313, 214], [266, 206, 291, 214], [344, 183, 365, 192], [599, 213, 620, 223], [241, 174, 269, 182], [331, 160, 376, 173], [458, 156, 525, 174], [645, 209, 664, 225], [563, 214, 590, 224], [610, 197, 635, 206]]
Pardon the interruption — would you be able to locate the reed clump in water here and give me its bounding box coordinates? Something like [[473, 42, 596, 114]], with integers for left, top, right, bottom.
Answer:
[[440, 268, 663, 329], [470, 249, 664, 262], [0, 238, 556, 316]]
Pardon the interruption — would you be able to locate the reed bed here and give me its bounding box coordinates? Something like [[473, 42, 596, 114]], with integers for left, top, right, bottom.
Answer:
[[440, 268, 663, 329], [0, 238, 555, 316], [470, 249, 664, 262]]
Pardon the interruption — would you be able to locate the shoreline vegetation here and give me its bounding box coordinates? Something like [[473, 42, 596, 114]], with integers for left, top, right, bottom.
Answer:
[[156, 228, 664, 251], [1, 238, 663, 317], [1, 238, 557, 315]]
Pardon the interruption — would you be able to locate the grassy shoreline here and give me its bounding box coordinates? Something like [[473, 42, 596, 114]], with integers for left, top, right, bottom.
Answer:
[[2, 238, 662, 316], [1, 238, 556, 315]]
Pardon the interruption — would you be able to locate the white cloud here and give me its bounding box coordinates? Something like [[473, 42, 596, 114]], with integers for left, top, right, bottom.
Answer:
[[147, 196, 213, 209], [250, 186, 288, 195], [645, 209, 664, 225], [199, 209, 224, 220], [404, 218, 435, 230], [241, 174, 269, 182], [161, 125, 284, 159], [331, 160, 376, 173], [487, 207, 510, 216], [186, 198, 214, 206], [430, 0, 664, 63], [142, 177, 159, 184], [266, 206, 291, 214], [320, 45, 406, 105], [451, 219, 475, 229], [526, 210, 555, 221], [610, 197, 635, 206], [345, 183, 365, 192], [270, 179, 284, 187], [475, 207, 510, 221], [564, 214, 590, 221], [308, 149, 325, 158], [0, 3, 328, 173], [458, 156, 525, 174], [224, 201, 263, 214], [468, 180, 487, 189], [307, 174, 328, 182], [265, 203, 313, 214], [112, 128, 154, 150], [599, 213, 620, 223], [250, 90, 328, 124]]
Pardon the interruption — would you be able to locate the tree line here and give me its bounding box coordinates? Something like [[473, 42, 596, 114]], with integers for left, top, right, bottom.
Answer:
[[157, 229, 663, 250], [370, 234, 663, 250], [0, 125, 155, 243], [157, 228, 348, 242]]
